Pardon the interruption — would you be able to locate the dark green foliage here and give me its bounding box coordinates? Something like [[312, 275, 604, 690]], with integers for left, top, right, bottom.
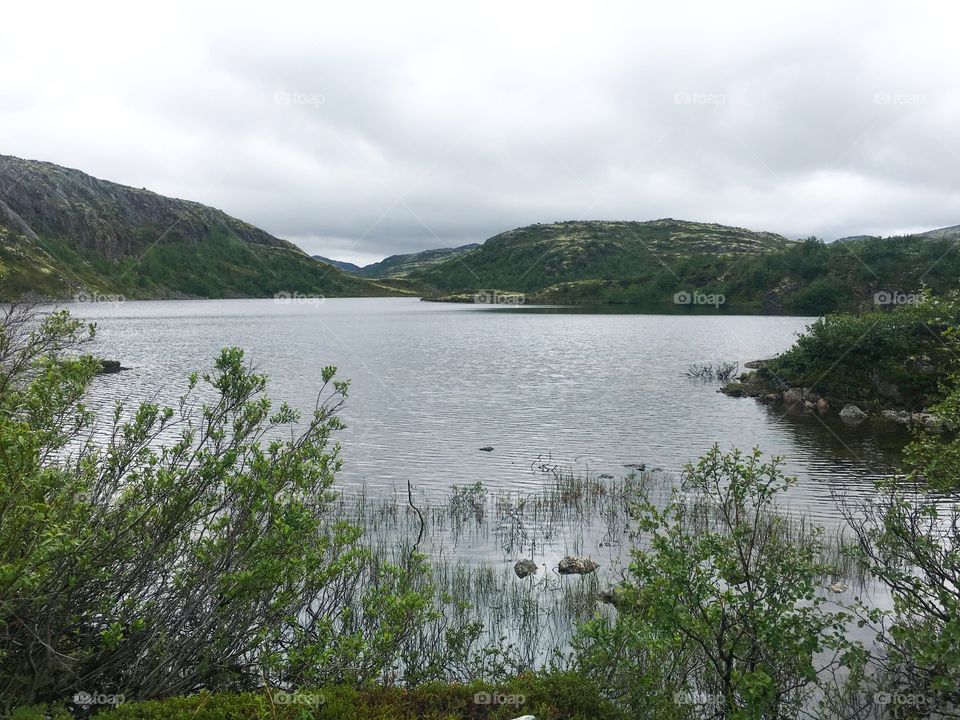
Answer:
[[903, 359, 960, 487], [760, 291, 960, 408]]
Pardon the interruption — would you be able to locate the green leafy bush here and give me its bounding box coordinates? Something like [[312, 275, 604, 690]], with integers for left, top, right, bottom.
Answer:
[[0, 305, 435, 711], [761, 290, 960, 408], [576, 446, 857, 719]]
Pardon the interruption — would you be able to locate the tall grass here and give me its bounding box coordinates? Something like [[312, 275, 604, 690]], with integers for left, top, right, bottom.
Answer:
[[319, 465, 870, 680]]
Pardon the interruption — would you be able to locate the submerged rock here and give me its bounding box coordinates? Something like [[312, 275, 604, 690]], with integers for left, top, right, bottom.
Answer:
[[597, 588, 625, 608], [514, 559, 538, 578], [558, 556, 599, 575], [96, 359, 129, 374]]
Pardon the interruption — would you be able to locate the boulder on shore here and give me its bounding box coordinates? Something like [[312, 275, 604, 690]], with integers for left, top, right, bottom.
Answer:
[[881, 409, 913, 426], [514, 559, 538, 578], [558, 556, 599, 575], [783, 388, 803, 406]]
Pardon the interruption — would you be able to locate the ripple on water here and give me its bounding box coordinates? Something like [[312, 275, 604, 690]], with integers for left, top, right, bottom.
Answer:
[[75, 297, 906, 527]]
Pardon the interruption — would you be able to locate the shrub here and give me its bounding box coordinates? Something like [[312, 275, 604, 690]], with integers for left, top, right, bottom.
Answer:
[[575, 446, 857, 718], [842, 374, 960, 708], [762, 290, 960, 408], [0, 304, 435, 711]]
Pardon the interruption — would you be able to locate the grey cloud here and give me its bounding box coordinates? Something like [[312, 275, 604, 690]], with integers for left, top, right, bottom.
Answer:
[[1, 0, 958, 264]]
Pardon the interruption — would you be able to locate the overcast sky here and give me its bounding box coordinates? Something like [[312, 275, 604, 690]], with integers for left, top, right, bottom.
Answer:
[[1, 1, 958, 265]]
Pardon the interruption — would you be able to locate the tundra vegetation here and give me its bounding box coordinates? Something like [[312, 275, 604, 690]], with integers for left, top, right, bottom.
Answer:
[[2, 300, 959, 719]]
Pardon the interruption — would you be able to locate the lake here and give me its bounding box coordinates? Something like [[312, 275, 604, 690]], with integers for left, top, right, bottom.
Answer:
[[72, 297, 906, 527]]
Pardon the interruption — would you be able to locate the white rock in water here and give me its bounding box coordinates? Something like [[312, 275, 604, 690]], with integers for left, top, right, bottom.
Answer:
[[839, 404, 867, 422]]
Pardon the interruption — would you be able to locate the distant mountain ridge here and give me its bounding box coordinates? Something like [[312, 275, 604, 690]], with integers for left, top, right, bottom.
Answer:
[[314, 243, 480, 278], [312, 256, 363, 273], [0, 155, 400, 300], [836, 224, 960, 243], [914, 224, 960, 241]]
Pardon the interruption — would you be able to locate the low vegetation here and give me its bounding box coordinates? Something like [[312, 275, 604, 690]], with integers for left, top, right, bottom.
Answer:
[[685, 361, 741, 382], [577, 448, 858, 718]]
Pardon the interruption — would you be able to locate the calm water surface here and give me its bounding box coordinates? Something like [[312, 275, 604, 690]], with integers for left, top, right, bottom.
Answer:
[[70, 297, 906, 525]]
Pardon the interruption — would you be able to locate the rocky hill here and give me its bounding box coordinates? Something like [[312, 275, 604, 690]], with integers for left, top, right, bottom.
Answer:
[[411, 219, 791, 294], [0, 155, 400, 300], [413, 220, 960, 313]]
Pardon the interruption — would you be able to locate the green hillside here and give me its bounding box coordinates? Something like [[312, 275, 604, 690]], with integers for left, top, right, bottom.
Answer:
[[410, 219, 790, 294], [0, 155, 402, 300], [409, 219, 960, 313], [530, 234, 960, 312]]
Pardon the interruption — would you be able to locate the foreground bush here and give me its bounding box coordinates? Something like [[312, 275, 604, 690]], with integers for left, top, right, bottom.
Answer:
[[576, 446, 857, 719], [0, 305, 436, 711], [843, 371, 960, 709]]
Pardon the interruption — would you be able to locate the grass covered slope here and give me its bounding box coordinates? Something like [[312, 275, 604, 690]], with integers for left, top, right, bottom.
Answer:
[[0, 155, 401, 300]]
